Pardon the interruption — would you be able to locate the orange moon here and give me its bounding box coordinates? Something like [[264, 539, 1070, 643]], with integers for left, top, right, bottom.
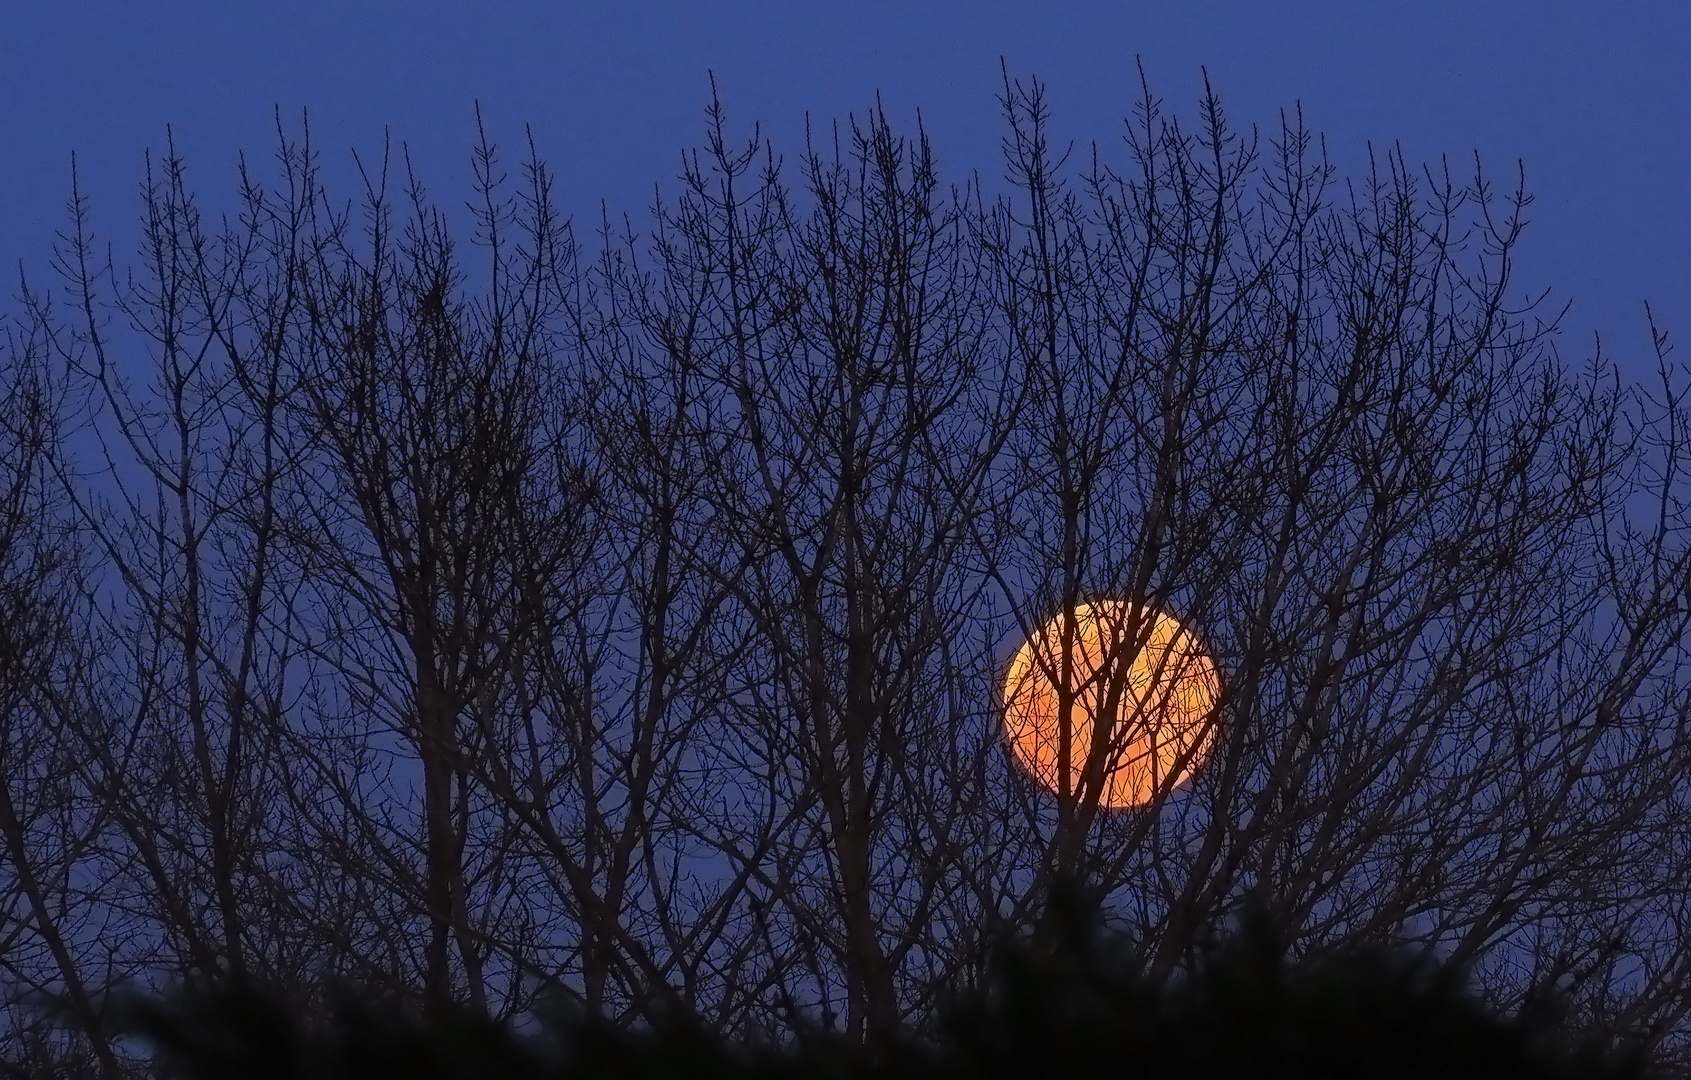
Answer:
[[1002, 600, 1220, 808]]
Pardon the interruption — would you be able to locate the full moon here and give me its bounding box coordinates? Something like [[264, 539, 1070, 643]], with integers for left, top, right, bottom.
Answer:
[[1002, 600, 1220, 808]]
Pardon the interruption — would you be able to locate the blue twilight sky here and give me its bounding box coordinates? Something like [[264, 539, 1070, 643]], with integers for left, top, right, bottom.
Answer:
[[2, 2, 1687, 387]]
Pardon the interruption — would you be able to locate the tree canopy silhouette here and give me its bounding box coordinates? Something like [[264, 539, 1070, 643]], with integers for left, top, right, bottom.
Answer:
[[1, 66, 1686, 1076]]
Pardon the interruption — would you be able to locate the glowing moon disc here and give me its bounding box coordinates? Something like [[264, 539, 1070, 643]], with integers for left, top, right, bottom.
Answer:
[[1002, 600, 1220, 808]]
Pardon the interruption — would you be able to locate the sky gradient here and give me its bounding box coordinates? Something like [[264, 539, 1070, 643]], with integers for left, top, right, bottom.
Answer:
[[4, 1, 1687, 385]]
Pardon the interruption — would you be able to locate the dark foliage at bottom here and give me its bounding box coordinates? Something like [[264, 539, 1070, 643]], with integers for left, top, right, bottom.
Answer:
[[85, 887, 1649, 1080], [939, 883, 1647, 1080]]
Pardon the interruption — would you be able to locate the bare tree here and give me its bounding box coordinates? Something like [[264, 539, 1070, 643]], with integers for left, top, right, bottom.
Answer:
[[0, 318, 128, 1079], [968, 68, 1691, 1057], [5, 67, 1688, 1075], [611, 97, 1008, 1047]]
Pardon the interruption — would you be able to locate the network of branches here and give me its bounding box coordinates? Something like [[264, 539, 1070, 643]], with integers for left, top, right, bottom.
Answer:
[[1, 67, 1687, 1077]]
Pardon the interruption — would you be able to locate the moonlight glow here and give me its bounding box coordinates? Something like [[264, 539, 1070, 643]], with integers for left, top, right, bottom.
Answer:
[[1002, 600, 1220, 808]]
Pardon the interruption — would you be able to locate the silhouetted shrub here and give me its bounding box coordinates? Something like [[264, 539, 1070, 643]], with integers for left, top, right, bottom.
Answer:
[[96, 884, 1647, 1080], [938, 881, 1646, 1080]]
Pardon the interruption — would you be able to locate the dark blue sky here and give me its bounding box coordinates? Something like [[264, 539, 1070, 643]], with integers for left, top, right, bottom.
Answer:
[[5, 1, 1687, 384]]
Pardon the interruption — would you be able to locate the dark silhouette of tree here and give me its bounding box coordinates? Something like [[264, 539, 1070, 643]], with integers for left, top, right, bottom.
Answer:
[[3, 64, 1687, 1075], [0, 321, 120, 1077]]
